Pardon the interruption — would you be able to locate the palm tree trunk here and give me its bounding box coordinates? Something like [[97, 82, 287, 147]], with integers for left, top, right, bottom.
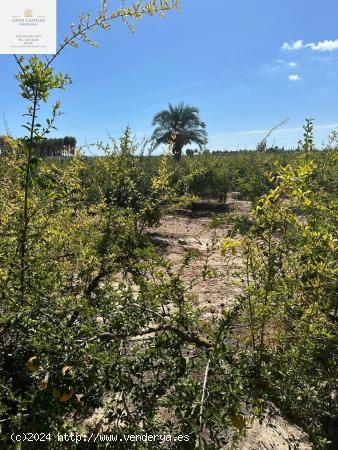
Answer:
[[172, 142, 183, 161]]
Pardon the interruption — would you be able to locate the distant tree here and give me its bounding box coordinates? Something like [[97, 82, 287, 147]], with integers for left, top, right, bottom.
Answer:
[[151, 103, 208, 161], [256, 119, 289, 152], [256, 139, 267, 152], [63, 136, 77, 151], [35, 136, 77, 157], [186, 148, 198, 157]]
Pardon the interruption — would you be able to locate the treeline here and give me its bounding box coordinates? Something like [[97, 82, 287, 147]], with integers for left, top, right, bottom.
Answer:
[[1, 134, 335, 205], [0, 135, 76, 157]]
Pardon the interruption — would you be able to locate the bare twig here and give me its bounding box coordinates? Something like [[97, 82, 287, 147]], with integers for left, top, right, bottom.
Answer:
[[196, 358, 211, 448]]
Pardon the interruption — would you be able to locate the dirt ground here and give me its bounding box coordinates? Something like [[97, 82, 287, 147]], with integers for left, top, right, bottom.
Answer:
[[146, 194, 250, 316]]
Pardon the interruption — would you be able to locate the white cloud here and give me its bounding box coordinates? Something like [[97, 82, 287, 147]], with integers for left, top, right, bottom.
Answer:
[[275, 60, 297, 67], [288, 74, 301, 81], [307, 39, 338, 52], [282, 40, 304, 51], [282, 39, 338, 52]]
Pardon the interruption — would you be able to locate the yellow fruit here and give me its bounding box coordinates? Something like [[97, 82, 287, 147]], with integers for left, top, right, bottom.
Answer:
[[27, 356, 39, 372], [59, 388, 74, 402], [53, 387, 74, 402], [61, 366, 73, 377]]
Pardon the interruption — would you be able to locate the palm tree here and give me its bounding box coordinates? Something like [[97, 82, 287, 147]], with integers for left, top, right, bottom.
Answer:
[[151, 103, 208, 161]]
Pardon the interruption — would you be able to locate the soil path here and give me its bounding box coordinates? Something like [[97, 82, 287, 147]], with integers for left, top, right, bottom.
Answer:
[[146, 196, 251, 315]]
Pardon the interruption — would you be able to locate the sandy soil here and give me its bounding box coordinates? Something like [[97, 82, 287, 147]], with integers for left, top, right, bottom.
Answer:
[[146, 195, 251, 316], [238, 414, 312, 450]]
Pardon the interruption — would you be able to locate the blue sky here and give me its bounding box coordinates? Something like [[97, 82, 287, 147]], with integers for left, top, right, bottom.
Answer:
[[1, 0, 338, 151]]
